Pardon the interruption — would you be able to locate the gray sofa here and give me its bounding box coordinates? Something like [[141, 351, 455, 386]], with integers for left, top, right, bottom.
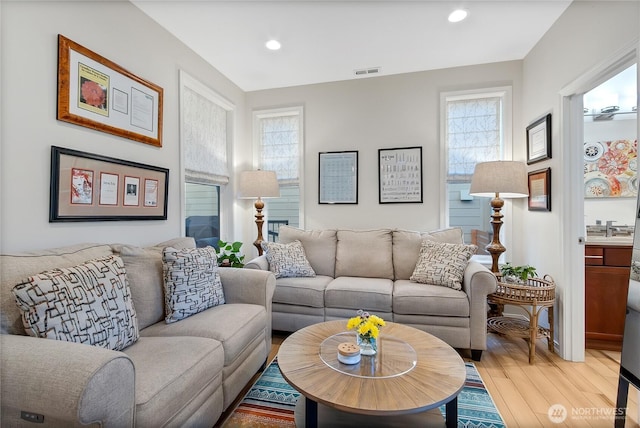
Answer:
[[245, 226, 497, 360], [0, 237, 275, 427]]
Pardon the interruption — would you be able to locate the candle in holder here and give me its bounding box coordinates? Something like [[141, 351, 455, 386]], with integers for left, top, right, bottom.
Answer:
[[337, 342, 361, 365]]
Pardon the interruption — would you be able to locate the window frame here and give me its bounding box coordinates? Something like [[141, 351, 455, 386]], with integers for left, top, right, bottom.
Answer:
[[439, 86, 513, 263], [252, 106, 305, 229], [179, 70, 235, 238]]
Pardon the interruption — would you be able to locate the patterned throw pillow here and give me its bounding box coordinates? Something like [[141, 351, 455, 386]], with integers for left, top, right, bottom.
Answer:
[[12, 255, 139, 351], [162, 246, 225, 323], [410, 241, 477, 290], [261, 240, 316, 279]]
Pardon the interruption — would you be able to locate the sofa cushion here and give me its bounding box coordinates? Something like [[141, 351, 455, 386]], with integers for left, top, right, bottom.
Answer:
[[261, 240, 316, 279], [12, 255, 139, 351], [122, 336, 223, 427], [141, 303, 267, 366], [162, 246, 225, 323], [393, 280, 470, 317], [410, 240, 477, 290], [272, 275, 333, 308], [278, 226, 337, 277], [1, 243, 113, 335], [392, 228, 464, 280], [335, 229, 394, 279], [113, 237, 196, 330], [324, 277, 393, 313]]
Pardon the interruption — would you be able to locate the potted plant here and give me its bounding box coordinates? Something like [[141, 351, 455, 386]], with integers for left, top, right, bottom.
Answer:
[[215, 240, 245, 268], [500, 262, 537, 284]]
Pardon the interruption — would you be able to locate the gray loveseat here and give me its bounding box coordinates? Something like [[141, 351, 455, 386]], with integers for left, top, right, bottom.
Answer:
[[246, 226, 496, 360], [0, 237, 275, 427]]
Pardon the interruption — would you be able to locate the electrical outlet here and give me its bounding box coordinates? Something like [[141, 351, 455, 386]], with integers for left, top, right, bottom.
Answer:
[[20, 411, 44, 423]]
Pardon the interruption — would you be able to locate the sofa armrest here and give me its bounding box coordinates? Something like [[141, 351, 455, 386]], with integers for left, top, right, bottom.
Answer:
[[219, 267, 275, 306], [244, 255, 269, 271], [219, 268, 276, 352], [1, 335, 135, 427], [462, 261, 498, 351]]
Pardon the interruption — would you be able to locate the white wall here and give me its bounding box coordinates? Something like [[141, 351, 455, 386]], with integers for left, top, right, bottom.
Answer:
[[244, 61, 523, 245], [0, 1, 248, 253], [522, 1, 640, 358], [522, 0, 639, 267]]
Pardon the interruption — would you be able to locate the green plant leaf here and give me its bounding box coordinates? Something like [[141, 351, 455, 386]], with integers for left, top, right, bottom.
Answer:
[[215, 239, 245, 268]]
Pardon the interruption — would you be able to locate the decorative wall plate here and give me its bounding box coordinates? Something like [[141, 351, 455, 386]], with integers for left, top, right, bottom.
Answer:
[[584, 141, 605, 162], [584, 171, 611, 197]]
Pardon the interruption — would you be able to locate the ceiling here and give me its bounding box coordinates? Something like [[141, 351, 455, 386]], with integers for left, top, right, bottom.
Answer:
[[132, 0, 574, 92]]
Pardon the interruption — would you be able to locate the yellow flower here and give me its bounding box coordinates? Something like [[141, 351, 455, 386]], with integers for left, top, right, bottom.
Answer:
[[347, 310, 385, 338], [357, 324, 368, 336], [347, 316, 363, 330], [369, 315, 386, 327]]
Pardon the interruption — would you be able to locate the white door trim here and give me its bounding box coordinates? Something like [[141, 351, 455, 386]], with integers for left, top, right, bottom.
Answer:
[[558, 39, 638, 361]]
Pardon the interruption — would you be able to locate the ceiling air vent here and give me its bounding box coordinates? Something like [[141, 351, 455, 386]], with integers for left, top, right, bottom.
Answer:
[[354, 67, 381, 77]]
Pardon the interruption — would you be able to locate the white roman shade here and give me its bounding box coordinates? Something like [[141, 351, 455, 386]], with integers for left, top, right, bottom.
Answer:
[[446, 96, 502, 183], [181, 71, 232, 185], [259, 114, 299, 183]]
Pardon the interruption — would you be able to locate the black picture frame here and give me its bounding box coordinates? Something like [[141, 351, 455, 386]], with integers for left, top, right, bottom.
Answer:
[[318, 151, 358, 204], [526, 113, 552, 164], [528, 167, 551, 211], [378, 146, 423, 204], [50, 145, 169, 222]]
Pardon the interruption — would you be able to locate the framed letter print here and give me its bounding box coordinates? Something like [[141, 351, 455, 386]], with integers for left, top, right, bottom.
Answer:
[[379, 146, 423, 203], [57, 35, 163, 147], [526, 114, 551, 164], [528, 168, 551, 211], [50, 146, 168, 222], [318, 151, 358, 204]]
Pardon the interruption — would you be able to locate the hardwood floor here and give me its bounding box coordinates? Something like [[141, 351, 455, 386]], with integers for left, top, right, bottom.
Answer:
[[218, 331, 640, 427], [477, 332, 638, 427]]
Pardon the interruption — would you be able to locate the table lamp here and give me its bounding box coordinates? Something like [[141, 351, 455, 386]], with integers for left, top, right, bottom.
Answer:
[[469, 161, 529, 273], [238, 170, 280, 255]]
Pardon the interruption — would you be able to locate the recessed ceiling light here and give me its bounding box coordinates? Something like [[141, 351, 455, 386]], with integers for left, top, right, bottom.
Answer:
[[448, 9, 468, 23], [265, 40, 281, 51]]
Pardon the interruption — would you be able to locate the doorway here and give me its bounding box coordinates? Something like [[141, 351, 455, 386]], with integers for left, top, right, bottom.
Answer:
[[583, 64, 638, 351], [560, 45, 638, 362]]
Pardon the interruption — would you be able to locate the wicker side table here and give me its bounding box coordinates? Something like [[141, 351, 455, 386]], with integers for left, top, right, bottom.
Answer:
[[487, 274, 556, 364]]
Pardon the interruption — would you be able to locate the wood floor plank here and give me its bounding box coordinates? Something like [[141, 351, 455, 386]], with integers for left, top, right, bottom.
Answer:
[[491, 376, 538, 427], [479, 335, 628, 427]]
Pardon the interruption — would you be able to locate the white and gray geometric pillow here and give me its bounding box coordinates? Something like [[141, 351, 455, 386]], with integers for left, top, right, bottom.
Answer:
[[410, 240, 477, 290], [261, 239, 316, 279], [12, 255, 139, 351], [162, 246, 225, 323]]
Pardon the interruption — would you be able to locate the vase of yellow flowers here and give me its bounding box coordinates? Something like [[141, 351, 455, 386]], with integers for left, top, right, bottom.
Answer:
[[347, 309, 386, 356]]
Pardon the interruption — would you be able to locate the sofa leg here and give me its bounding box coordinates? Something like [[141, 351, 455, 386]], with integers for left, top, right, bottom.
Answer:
[[471, 350, 483, 361]]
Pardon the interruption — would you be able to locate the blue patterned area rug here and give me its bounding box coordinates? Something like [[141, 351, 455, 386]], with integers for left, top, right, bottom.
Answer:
[[222, 359, 506, 428]]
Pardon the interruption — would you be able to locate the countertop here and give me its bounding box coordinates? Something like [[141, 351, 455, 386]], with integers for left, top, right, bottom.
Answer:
[[585, 236, 633, 246]]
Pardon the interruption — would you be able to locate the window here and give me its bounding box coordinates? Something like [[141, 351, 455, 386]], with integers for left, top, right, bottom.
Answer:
[[441, 88, 512, 252], [253, 107, 304, 230], [185, 184, 220, 248], [180, 71, 234, 247]]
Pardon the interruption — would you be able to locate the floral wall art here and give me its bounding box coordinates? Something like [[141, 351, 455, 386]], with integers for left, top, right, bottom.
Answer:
[[584, 139, 638, 198]]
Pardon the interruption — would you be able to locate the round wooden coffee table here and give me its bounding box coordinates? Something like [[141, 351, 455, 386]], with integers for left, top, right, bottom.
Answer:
[[277, 320, 466, 427]]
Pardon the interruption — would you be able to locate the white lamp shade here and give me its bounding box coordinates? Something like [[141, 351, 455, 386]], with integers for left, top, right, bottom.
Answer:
[[469, 161, 529, 198], [237, 170, 280, 199]]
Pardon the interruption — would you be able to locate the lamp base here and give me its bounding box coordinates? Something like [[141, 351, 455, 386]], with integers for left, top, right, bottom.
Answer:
[[253, 198, 265, 256], [487, 194, 506, 273]]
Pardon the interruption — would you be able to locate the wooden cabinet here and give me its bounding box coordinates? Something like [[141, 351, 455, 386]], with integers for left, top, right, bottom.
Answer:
[[585, 244, 631, 351]]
